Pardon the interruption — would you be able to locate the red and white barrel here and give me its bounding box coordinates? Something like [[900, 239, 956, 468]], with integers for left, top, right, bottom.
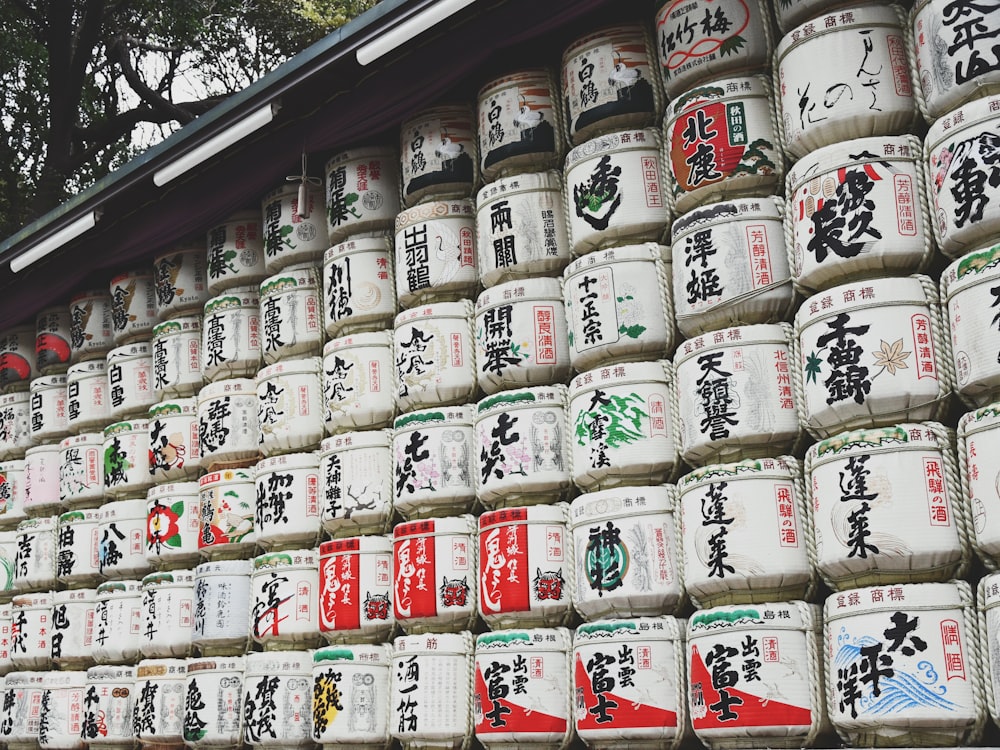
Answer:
[[825, 581, 985, 746], [69, 289, 114, 364], [394, 301, 477, 412], [59, 433, 103, 508], [561, 24, 663, 145], [29, 374, 69, 445], [776, 5, 916, 159], [151, 316, 203, 400], [253, 452, 321, 550], [574, 617, 689, 749], [478, 505, 573, 629], [202, 286, 261, 382], [13, 515, 56, 592], [394, 200, 478, 308], [133, 658, 187, 747], [478, 69, 564, 181], [106, 342, 154, 422], [102, 420, 153, 500], [475, 278, 570, 394], [318, 535, 394, 644], [0, 325, 36, 393], [323, 332, 395, 433], [139, 570, 194, 658], [794, 275, 951, 437], [400, 104, 479, 207], [66, 360, 109, 435], [688, 601, 828, 748], [787, 135, 933, 293], [2, 671, 46, 746], [92, 580, 143, 665], [679, 457, 813, 608], [24, 443, 62, 517], [183, 655, 245, 748], [98, 499, 150, 580], [672, 197, 794, 337], [153, 246, 209, 321], [663, 75, 783, 216], [476, 171, 571, 288], [197, 379, 260, 470], [197, 469, 256, 559], [324, 145, 401, 243], [392, 515, 478, 634], [674, 323, 801, 465], [312, 644, 392, 748], [109, 269, 157, 346], [568, 360, 679, 491], [256, 358, 324, 456], [148, 399, 201, 483], [0, 393, 30, 459], [250, 549, 321, 649], [145, 481, 201, 569], [569, 485, 683, 620], [38, 670, 87, 746], [324, 237, 397, 338], [958, 404, 1000, 567], [50, 588, 96, 669], [475, 386, 573, 509], [206, 209, 267, 296], [56, 509, 101, 587], [808, 422, 969, 589], [242, 651, 314, 747], [261, 176, 329, 275], [35, 306, 72, 375], [473, 628, 573, 749], [192, 559, 252, 656], [10, 591, 52, 669], [562, 243, 675, 373], [259, 264, 323, 364], [564, 129, 670, 256], [391, 631, 474, 747], [82, 664, 136, 746], [319, 430, 393, 538], [0, 460, 26, 529]]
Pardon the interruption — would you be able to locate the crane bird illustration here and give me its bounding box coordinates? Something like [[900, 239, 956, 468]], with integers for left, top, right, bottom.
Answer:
[[434, 128, 464, 160], [513, 94, 543, 130], [608, 50, 640, 88]]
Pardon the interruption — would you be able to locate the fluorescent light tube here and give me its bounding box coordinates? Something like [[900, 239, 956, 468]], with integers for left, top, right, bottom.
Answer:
[[10, 209, 99, 273], [356, 0, 478, 66], [153, 102, 278, 186]]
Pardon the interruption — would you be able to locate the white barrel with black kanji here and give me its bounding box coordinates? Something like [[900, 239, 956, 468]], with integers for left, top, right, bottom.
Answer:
[[50, 588, 95, 669], [0, 393, 31, 459], [182, 655, 245, 748], [133, 658, 188, 747], [92, 580, 143, 666], [98, 499, 151, 581], [28, 374, 69, 445], [58, 433, 103, 508], [0, 461, 26, 530], [197, 468, 256, 559], [148, 398, 201, 483], [259, 264, 324, 364], [9, 591, 51, 670], [250, 549, 321, 649], [145, 481, 201, 569], [153, 245, 210, 321], [324, 237, 397, 338], [56, 509, 101, 587], [325, 145, 401, 244], [201, 286, 262, 382], [197, 379, 261, 469], [151, 316, 204, 400], [400, 104, 479, 207], [81, 665, 136, 746], [109, 269, 157, 346], [13, 515, 56, 592], [318, 535, 394, 645], [65, 360, 110, 435], [958, 403, 1000, 567], [23, 443, 61, 518], [978, 572, 1000, 728], [254, 452, 321, 550], [322, 332, 395, 434], [68, 289, 114, 364], [192, 559, 252, 656], [206, 209, 267, 296], [257, 358, 324, 457], [140, 570, 195, 658], [1, 671, 45, 747], [312, 644, 392, 749], [242, 650, 314, 747], [394, 301, 477, 412], [0, 325, 36, 394], [38, 669, 87, 750], [105, 342, 155, 421], [261, 176, 329, 275], [319, 431, 393, 538], [102, 420, 153, 501]]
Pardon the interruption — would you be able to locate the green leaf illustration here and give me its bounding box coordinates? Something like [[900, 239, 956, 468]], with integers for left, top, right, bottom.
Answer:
[[805, 351, 823, 384], [619, 323, 646, 340], [719, 34, 746, 57]]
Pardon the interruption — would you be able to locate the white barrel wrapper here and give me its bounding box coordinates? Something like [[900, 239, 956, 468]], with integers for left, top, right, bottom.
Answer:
[[400, 104, 479, 207], [242, 650, 314, 746], [254, 452, 321, 550], [250, 549, 321, 649], [151, 316, 204, 400], [140, 569, 194, 658], [133, 658, 187, 746], [153, 246, 210, 321], [109, 270, 157, 346], [197, 378, 260, 469], [202, 286, 262, 382], [312, 644, 392, 749], [324, 145, 401, 244], [81, 665, 136, 746], [193, 559, 252, 656], [324, 236, 397, 338], [198, 468, 256, 559], [182, 655, 245, 748], [319, 431, 393, 538], [261, 178, 329, 275], [93, 580, 142, 665], [259, 264, 324, 364], [206, 209, 267, 296], [394, 200, 478, 309], [323, 332, 396, 434], [257, 358, 324, 456]]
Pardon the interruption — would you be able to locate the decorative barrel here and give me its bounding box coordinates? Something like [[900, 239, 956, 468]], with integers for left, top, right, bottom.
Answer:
[[944, 243, 1000, 407], [148, 399, 201, 483], [322, 332, 395, 433], [29, 374, 68, 445], [59, 433, 103, 508], [133, 658, 188, 747], [0, 393, 31, 459], [261, 176, 329, 274], [773, 0, 864, 33], [202, 286, 261, 382], [259, 264, 323, 364], [572, 486, 683, 622], [145, 481, 202, 569], [478, 505, 573, 629], [152, 246, 209, 321], [10, 591, 52, 670], [674, 323, 800, 465], [69, 289, 114, 364], [253, 452, 321, 550], [197, 378, 260, 469], [319, 431, 393, 537], [197, 469, 256, 559], [82, 665, 136, 746], [151, 316, 203, 399], [393, 200, 478, 309], [106, 342, 155, 421], [24, 443, 62, 517], [38, 669, 86, 750], [109, 270, 157, 346], [958, 404, 1000, 567], [312, 644, 392, 749], [392, 515, 477, 634], [400, 104, 479, 207], [192, 559, 252, 656], [663, 75, 783, 216], [678, 457, 814, 608], [256, 358, 324, 456], [0, 462, 25, 528], [242, 651, 314, 747], [93, 580, 143, 666], [0, 531, 15, 594], [324, 237, 397, 337], [56, 509, 101, 587], [672, 197, 794, 337], [394, 302, 476, 413], [318, 536, 394, 644], [13, 515, 56, 592], [35, 306, 72, 375], [182, 656, 245, 748], [249, 549, 321, 649], [50, 588, 95, 668], [139, 569, 194, 658], [65, 360, 109, 434], [0, 326, 36, 393], [206, 209, 267, 296], [102, 420, 153, 500], [793, 275, 951, 438], [1, 671, 46, 747], [98, 498, 150, 580], [775, 5, 916, 159], [324, 145, 401, 244]]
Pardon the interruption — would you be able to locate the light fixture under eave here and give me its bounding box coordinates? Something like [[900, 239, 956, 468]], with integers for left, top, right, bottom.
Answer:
[[153, 102, 279, 187], [10, 209, 101, 273], [355, 0, 478, 66]]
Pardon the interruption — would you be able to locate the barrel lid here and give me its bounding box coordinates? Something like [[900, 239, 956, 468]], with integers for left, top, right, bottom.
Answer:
[[323, 330, 393, 356], [673, 196, 783, 238], [926, 93, 1000, 151], [86, 664, 137, 679], [260, 265, 322, 298], [570, 485, 674, 525], [245, 649, 313, 673], [103, 419, 148, 438], [257, 356, 322, 381], [195, 558, 253, 576], [252, 548, 318, 571], [689, 601, 812, 634], [152, 316, 202, 338], [677, 456, 797, 492], [476, 628, 571, 651], [825, 580, 967, 620], [325, 144, 397, 170], [254, 451, 319, 475], [479, 503, 567, 530], [0, 458, 24, 469], [16, 515, 55, 532], [982, 572, 1000, 609], [394, 199, 475, 233], [100, 497, 148, 519], [320, 428, 392, 453], [41, 670, 87, 688], [199, 467, 254, 487], [97, 579, 142, 596], [67, 359, 106, 377], [0, 390, 30, 404], [393, 630, 470, 655], [319, 534, 392, 557], [149, 399, 198, 419], [24, 443, 63, 458], [393, 299, 473, 326], [53, 587, 96, 603], [807, 423, 942, 465], [324, 234, 393, 263], [674, 323, 790, 367], [776, 4, 903, 60], [60, 432, 103, 449], [136, 658, 188, 678], [942, 242, 1000, 299], [574, 616, 684, 642], [394, 405, 475, 431], [204, 286, 259, 315], [476, 277, 562, 311], [565, 128, 660, 170], [142, 569, 195, 586], [29, 373, 67, 390], [11, 591, 52, 607], [4, 671, 46, 685], [476, 385, 566, 419], [147, 480, 200, 499], [666, 75, 769, 120], [107, 341, 151, 362], [314, 643, 391, 665], [564, 243, 667, 278], [787, 135, 921, 191], [198, 377, 256, 401], [476, 170, 561, 205], [393, 514, 476, 539], [187, 655, 246, 672], [59, 508, 100, 524], [569, 360, 669, 398], [795, 276, 931, 330]]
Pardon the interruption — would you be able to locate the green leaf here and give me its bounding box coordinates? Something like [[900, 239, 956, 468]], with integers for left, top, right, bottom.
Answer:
[[619, 323, 646, 339], [719, 34, 746, 57], [805, 351, 823, 384]]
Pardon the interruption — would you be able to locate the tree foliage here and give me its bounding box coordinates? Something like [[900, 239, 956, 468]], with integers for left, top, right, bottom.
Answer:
[[0, 0, 374, 239]]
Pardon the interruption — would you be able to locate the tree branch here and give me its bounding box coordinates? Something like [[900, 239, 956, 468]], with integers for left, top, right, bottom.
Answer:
[[108, 34, 197, 124], [118, 33, 181, 54], [73, 95, 226, 147]]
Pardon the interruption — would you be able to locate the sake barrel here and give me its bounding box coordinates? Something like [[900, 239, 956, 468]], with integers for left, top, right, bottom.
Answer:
[[28, 374, 68, 444], [192, 559, 252, 656], [394, 200, 478, 308], [1, 671, 46, 747], [38, 669, 87, 748], [250, 549, 321, 649], [391, 631, 474, 747], [825, 580, 985, 746], [774, 0, 877, 33], [475, 386, 574, 509], [151, 316, 203, 399], [65, 360, 109, 434], [473, 628, 573, 749], [794, 275, 951, 437], [318, 535, 394, 644], [148, 399, 202, 483], [564, 129, 670, 256], [182, 656, 245, 748], [0, 462, 24, 529], [569, 485, 684, 621], [152, 246, 209, 321], [392, 515, 477, 634], [9, 591, 52, 670], [102, 420, 153, 500], [672, 197, 794, 337], [206, 209, 267, 295], [139, 569, 194, 658], [50, 588, 96, 669], [400, 104, 479, 207], [958, 403, 1000, 567], [944, 243, 1000, 407], [256, 357, 324, 456], [776, 5, 917, 159], [106, 342, 155, 421], [562, 243, 675, 373], [12, 515, 56, 592], [663, 75, 784, 216], [202, 286, 261, 382], [808, 422, 970, 589], [561, 24, 663, 144], [59, 433, 103, 508], [197, 378, 260, 469], [679, 456, 814, 608], [0, 393, 31, 459], [24, 443, 62, 517], [145, 481, 201, 569], [0, 325, 36, 393], [394, 301, 476, 412], [319, 431, 393, 537], [98, 498, 151, 580], [259, 264, 324, 364], [476, 171, 571, 288], [56, 509, 101, 587], [478, 505, 573, 629], [197, 469, 256, 559], [81, 665, 136, 745], [675, 323, 801, 465], [253, 452, 321, 550], [688, 601, 828, 748], [261, 176, 329, 274], [0, 605, 10, 672], [312, 644, 392, 748], [0, 531, 15, 596], [787, 135, 933, 293], [573, 617, 688, 749], [69, 289, 114, 364], [92, 580, 143, 665], [242, 651, 314, 746], [322, 332, 395, 433], [324, 145, 401, 243], [109, 270, 157, 346], [133, 658, 187, 747], [323, 236, 397, 337], [35, 306, 72, 375], [979, 572, 1000, 728]]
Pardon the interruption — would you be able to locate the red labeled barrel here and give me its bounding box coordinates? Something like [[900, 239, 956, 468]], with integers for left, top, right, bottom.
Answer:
[[318, 535, 394, 644]]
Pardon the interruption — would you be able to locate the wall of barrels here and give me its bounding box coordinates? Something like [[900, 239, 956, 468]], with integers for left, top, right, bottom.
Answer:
[[0, 0, 998, 747]]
